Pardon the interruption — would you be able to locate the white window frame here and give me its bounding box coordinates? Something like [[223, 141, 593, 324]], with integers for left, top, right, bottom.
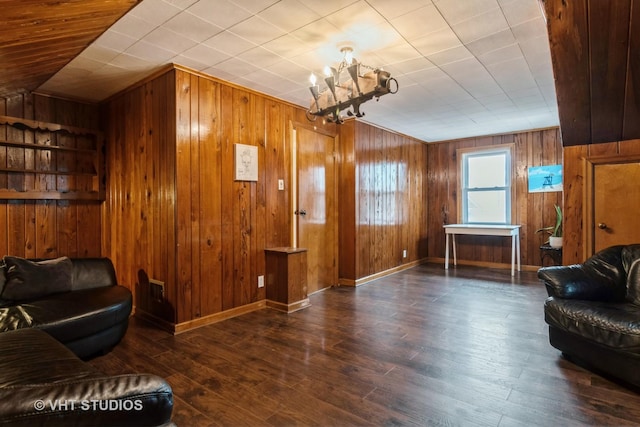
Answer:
[[457, 144, 515, 225]]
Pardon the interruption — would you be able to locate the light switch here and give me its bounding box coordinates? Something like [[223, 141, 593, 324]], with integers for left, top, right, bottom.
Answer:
[[278, 179, 285, 190]]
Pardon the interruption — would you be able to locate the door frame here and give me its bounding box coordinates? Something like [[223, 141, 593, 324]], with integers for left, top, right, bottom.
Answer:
[[584, 154, 640, 258], [289, 120, 339, 289]]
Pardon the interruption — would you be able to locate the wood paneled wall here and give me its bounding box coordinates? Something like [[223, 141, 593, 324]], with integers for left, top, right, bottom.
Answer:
[[0, 93, 102, 258], [339, 120, 429, 282], [103, 66, 333, 328], [563, 138, 640, 265], [426, 128, 562, 268]]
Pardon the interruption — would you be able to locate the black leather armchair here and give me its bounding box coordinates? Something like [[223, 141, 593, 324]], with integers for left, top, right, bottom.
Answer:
[[538, 244, 640, 388]]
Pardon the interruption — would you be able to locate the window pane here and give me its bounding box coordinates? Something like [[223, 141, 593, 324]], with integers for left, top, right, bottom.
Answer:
[[468, 154, 506, 188], [467, 190, 506, 223]]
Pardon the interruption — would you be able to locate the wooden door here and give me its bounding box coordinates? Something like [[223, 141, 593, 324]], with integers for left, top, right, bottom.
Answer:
[[593, 162, 640, 252], [295, 126, 337, 294]]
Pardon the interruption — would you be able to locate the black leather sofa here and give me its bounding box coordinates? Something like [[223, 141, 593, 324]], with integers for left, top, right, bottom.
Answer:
[[0, 256, 174, 425], [538, 244, 640, 388], [0, 328, 174, 426], [0, 256, 132, 359]]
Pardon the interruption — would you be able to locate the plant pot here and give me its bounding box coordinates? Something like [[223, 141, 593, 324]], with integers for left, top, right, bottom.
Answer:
[[549, 236, 563, 248]]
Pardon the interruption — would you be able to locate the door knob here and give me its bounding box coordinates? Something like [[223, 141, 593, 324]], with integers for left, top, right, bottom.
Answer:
[[598, 223, 607, 230], [295, 209, 307, 216]]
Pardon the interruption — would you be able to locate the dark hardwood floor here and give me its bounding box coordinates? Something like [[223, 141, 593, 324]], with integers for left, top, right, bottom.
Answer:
[[89, 263, 640, 426]]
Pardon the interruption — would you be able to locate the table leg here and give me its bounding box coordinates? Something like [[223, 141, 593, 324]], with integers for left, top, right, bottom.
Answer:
[[452, 234, 457, 266], [445, 234, 449, 269], [511, 234, 516, 276], [516, 232, 521, 272]]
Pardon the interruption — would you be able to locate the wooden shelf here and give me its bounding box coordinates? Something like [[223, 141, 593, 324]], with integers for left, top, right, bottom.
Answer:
[[0, 190, 103, 201], [0, 139, 96, 153], [0, 115, 104, 201], [0, 115, 98, 137], [0, 168, 96, 176]]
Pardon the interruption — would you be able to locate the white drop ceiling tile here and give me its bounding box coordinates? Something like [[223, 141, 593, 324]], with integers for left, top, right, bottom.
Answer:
[[351, 22, 404, 53], [230, 0, 283, 14], [385, 57, 435, 77], [499, 0, 544, 26], [265, 60, 313, 84], [108, 52, 157, 71], [427, 79, 471, 102], [244, 70, 300, 95], [202, 31, 257, 56], [487, 57, 535, 84], [325, 1, 385, 34], [182, 43, 231, 65], [530, 62, 555, 85], [297, 0, 359, 16], [129, 0, 183, 26], [478, 43, 523, 66], [435, 0, 501, 24], [237, 47, 284, 69], [291, 19, 342, 51], [109, 13, 157, 40], [187, 0, 253, 29], [125, 40, 176, 62], [263, 34, 311, 59], [509, 86, 544, 99], [79, 45, 122, 64], [173, 55, 210, 71], [465, 29, 516, 57], [519, 34, 552, 61], [451, 99, 487, 114], [144, 27, 199, 54], [427, 45, 474, 67], [213, 57, 261, 77], [511, 16, 547, 42], [461, 78, 503, 99], [94, 30, 138, 52], [229, 15, 286, 46], [201, 66, 237, 82], [540, 84, 558, 104], [289, 51, 327, 77], [162, 0, 199, 9], [373, 42, 421, 65], [165, 11, 224, 43], [64, 56, 105, 74], [366, 0, 432, 20], [258, 0, 320, 33], [406, 66, 450, 84], [391, 4, 448, 40], [452, 8, 509, 44], [413, 28, 462, 57]]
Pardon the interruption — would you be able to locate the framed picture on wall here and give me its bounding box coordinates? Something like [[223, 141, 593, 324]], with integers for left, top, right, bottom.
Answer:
[[528, 164, 563, 192], [234, 143, 258, 181]]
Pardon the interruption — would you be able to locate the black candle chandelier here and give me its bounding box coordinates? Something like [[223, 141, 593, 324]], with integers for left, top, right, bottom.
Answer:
[[306, 47, 398, 124]]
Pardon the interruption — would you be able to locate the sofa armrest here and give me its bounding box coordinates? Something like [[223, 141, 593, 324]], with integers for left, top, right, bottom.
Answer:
[[0, 374, 173, 427], [538, 244, 628, 301], [538, 265, 609, 299]]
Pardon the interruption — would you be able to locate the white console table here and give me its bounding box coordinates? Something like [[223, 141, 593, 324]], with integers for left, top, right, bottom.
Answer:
[[444, 224, 521, 276]]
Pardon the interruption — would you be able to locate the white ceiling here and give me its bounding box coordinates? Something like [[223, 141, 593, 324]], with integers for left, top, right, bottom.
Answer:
[[37, 0, 558, 142]]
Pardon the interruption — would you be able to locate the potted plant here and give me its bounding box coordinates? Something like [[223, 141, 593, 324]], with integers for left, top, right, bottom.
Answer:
[[537, 204, 563, 248]]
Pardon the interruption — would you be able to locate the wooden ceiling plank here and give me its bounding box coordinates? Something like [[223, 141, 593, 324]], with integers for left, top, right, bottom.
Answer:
[[0, 0, 140, 98], [588, 0, 631, 144], [623, 0, 640, 140], [546, 0, 592, 146]]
